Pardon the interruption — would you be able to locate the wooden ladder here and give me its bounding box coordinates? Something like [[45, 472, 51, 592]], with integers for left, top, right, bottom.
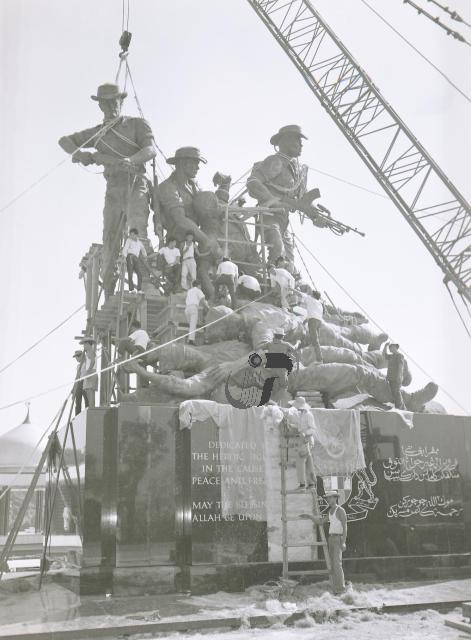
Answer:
[[279, 424, 332, 583]]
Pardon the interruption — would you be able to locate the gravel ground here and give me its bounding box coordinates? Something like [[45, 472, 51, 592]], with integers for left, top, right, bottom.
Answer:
[[148, 608, 464, 640]]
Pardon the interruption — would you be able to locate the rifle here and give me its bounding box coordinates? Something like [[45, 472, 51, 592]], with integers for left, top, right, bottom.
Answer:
[[301, 203, 365, 237], [297, 189, 366, 237]]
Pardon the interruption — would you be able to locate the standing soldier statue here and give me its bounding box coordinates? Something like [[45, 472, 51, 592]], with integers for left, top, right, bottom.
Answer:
[[58, 83, 156, 297], [247, 124, 325, 273], [156, 147, 223, 298]]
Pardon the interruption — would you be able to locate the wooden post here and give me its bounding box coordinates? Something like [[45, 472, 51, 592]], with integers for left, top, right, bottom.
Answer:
[[259, 213, 267, 287], [99, 331, 111, 406], [224, 203, 229, 257]]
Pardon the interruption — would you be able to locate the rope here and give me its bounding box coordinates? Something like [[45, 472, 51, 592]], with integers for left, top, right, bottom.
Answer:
[[307, 166, 388, 199], [229, 165, 391, 206], [360, 0, 471, 104], [0, 305, 85, 375], [0, 116, 122, 216], [290, 221, 318, 290], [124, 60, 168, 170], [0, 292, 271, 412], [445, 281, 471, 340], [294, 232, 470, 415]]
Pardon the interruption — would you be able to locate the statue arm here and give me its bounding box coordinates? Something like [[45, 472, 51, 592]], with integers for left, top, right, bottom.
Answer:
[[246, 157, 284, 206], [58, 126, 100, 166], [129, 145, 156, 164], [158, 182, 211, 246], [58, 125, 100, 154], [58, 136, 79, 154]]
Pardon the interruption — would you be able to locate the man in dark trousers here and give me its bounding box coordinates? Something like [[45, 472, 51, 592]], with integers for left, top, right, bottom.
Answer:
[[310, 490, 348, 595], [383, 342, 407, 409], [73, 350, 85, 415], [122, 228, 147, 292], [261, 328, 297, 404]]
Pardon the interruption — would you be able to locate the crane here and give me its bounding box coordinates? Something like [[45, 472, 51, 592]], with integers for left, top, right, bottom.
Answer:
[[247, 0, 471, 318]]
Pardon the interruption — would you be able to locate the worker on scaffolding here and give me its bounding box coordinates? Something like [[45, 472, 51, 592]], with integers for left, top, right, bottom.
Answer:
[[157, 236, 181, 294], [72, 350, 86, 415], [286, 396, 317, 491], [58, 83, 156, 297], [215, 256, 239, 309], [121, 227, 148, 293], [269, 257, 295, 310], [261, 328, 296, 405], [236, 271, 261, 300], [297, 283, 324, 363], [383, 342, 409, 410], [77, 337, 98, 410], [247, 124, 325, 273]]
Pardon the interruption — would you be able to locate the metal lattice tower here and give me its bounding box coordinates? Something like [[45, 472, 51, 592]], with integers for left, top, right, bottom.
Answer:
[[247, 0, 471, 306]]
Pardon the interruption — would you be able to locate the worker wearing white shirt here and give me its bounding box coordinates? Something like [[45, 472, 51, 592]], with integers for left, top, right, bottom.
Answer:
[[286, 396, 317, 490], [158, 237, 181, 294], [128, 320, 150, 354], [298, 284, 324, 363], [236, 273, 261, 300], [122, 228, 147, 292], [215, 257, 239, 309], [269, 256, 295, 310], [185, 281, 208, 345]]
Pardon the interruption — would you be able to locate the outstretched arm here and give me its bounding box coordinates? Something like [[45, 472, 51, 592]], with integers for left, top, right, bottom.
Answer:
[[58, 135, 96, 166]]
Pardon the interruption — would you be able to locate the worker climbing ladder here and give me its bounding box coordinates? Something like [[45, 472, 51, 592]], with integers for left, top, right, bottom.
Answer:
[[279, 420, 332, 583]]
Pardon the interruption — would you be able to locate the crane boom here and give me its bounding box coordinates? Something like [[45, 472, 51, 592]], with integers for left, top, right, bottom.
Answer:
[[247, 0, 471, 304]]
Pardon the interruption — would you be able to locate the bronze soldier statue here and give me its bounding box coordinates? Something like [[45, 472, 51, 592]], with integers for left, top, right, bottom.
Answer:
[[247, 124, 325, 272], [155, 147, 212, 246], [156, 147, 230, 298], [58, 83, 156, 297]]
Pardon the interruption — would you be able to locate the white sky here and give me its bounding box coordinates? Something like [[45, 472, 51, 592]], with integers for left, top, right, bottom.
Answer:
[[1, 0, 470, 435]]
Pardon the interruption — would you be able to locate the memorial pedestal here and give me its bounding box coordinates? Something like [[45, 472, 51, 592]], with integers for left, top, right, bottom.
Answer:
[[67, 405, 471, 596]]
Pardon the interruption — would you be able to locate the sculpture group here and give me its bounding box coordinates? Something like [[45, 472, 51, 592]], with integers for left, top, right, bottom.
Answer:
[[60, 83, 440, 414]]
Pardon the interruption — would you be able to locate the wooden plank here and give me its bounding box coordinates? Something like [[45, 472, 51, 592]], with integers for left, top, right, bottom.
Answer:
[[0, 612, 294, 640], [287, 569, 330, 576], [283, 542, 325, 547], [444, 619, 471, 634]]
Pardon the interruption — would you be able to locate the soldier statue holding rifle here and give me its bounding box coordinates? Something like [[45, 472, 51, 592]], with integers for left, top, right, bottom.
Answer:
[[247, 124, 364, 272]]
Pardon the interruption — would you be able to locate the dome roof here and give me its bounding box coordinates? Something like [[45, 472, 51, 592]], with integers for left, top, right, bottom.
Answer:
[[0, 406, 46, 469]]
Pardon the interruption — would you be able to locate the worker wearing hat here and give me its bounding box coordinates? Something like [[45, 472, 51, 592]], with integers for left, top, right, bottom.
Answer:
[[287, 396, 317, 490], [308, 490, 348, 594], [246, 125, 312, 271], [382, 342, 408, 409], [59, 83, 156, 297], [77, 337, 98, 409], [261, 327, 297, 403], [72, 350, 85, 416], [325, 490, 347, 594]]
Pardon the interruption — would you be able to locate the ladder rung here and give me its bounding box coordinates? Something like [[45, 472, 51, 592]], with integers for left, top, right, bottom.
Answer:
[[283, 516, 322, 522], [287, 570, 330, 576], [283, 542, 326, 547], [282, 489, 316, 494]]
